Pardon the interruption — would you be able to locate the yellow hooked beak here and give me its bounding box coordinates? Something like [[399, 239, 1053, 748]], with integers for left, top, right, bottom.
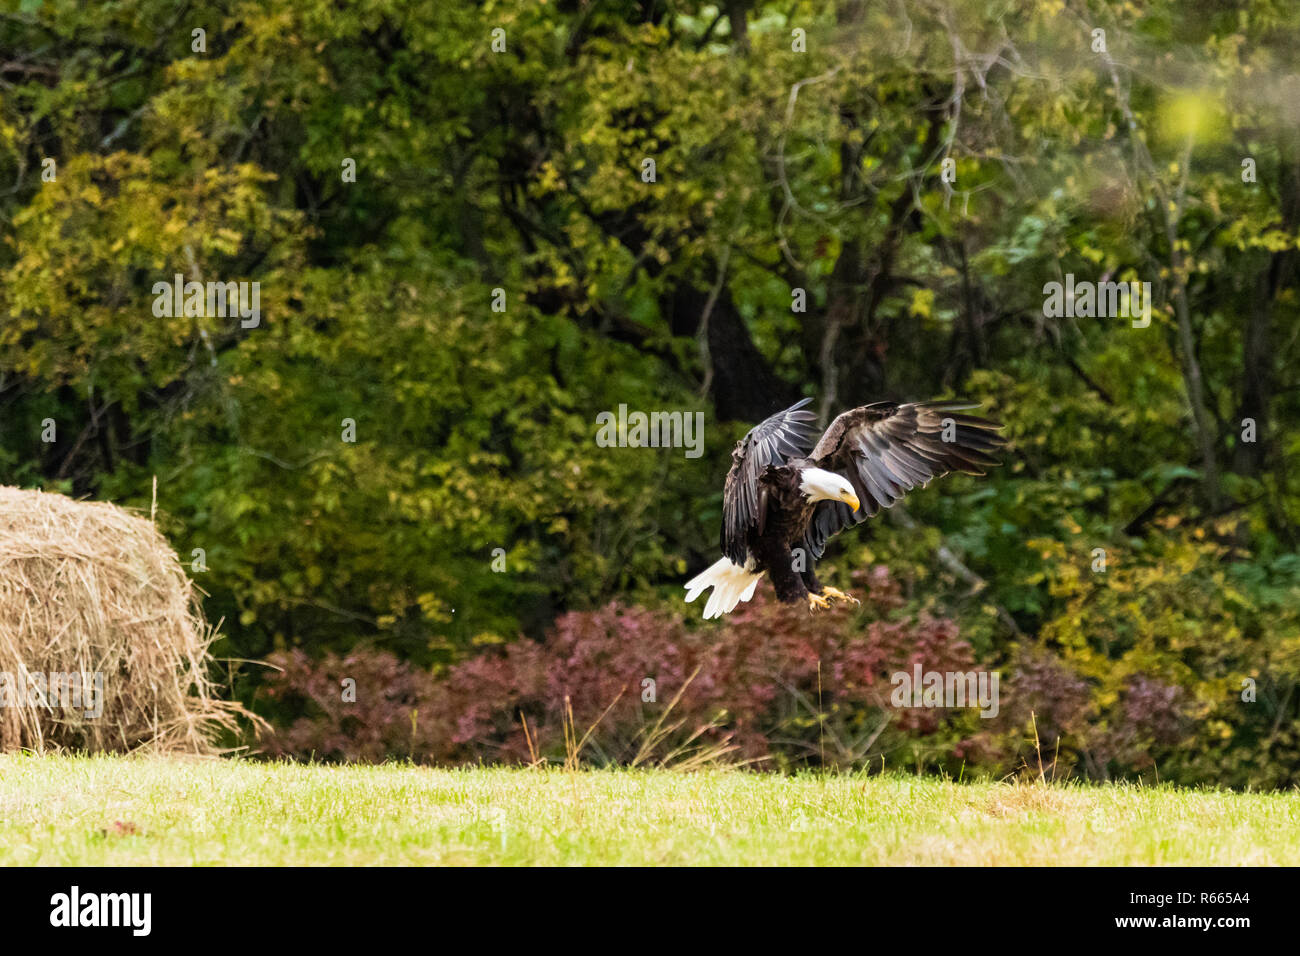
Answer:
[[844, 493, 861, 513]]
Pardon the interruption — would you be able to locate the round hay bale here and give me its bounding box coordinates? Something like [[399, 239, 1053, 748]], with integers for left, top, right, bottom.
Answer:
[[0, 486, 246, 753]]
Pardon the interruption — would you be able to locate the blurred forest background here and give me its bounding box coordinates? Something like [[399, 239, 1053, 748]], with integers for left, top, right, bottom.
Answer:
[[2, 0, 1299, 787]]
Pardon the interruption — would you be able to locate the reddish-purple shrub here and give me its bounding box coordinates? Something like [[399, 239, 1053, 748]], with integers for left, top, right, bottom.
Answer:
[[260, 646, 440, 762], [1120, 675, 1190, 745], [987, 657, 1194, 780], [259, 565, 992, 769], [1096, 675, 1193, 772], [1001, 653, 1094, 745]]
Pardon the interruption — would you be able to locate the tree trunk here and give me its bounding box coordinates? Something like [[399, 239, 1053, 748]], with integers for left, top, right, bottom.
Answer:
[[726, 1, 749, 52]]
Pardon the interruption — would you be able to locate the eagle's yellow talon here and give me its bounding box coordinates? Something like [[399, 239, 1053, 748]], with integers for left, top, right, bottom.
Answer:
[[807, 593, 831, 612], [823, 586, 860, 606]]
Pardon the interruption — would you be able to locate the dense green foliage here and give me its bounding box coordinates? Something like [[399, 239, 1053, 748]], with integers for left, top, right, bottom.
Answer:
[[2, 1, 1298, 784]]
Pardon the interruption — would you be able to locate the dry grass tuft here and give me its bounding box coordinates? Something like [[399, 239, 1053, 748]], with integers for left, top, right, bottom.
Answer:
[[0, 486, 255, 754], [982, 782, 1086, 818]]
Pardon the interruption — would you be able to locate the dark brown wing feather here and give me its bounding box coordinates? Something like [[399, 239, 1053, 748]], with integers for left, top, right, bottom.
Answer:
[[721, 398, 818, 564], [802, 401, 1006, 560]]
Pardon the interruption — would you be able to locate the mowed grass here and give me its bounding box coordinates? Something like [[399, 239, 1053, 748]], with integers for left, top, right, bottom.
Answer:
[[1, 753, 1297, 865]]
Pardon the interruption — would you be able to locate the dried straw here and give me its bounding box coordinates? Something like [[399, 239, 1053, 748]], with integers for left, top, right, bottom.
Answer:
[[0, 486, 251, 753]]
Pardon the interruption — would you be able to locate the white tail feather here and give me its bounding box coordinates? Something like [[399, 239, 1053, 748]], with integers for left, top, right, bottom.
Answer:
[[684, 557, 763, 620]]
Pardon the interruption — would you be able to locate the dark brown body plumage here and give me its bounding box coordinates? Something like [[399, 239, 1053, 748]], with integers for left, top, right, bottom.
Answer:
[[745, 463, 821, 603]]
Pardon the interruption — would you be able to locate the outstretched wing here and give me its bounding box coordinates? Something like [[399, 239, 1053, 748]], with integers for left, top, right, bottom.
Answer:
[[721, 398, 819, 564], [802, 401, 1006, 560]]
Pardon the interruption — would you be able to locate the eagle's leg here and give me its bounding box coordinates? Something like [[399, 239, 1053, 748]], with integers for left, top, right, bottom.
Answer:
[[765, 545, 809, 605], [799, 564, 823, 595], [798, 566, 836, 611], [799, 564, 856, 609], [822, 586, 860, 606]]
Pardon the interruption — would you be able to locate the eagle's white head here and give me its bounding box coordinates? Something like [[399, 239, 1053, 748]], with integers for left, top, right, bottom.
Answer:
[[798, 467, 860, 512]]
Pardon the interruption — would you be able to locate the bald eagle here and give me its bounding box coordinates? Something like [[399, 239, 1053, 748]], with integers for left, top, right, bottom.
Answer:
[[685, 399, 1005, 619]]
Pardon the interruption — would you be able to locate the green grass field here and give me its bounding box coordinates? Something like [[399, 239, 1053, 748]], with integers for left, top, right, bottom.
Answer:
[[1, 754, 1296, 865]]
